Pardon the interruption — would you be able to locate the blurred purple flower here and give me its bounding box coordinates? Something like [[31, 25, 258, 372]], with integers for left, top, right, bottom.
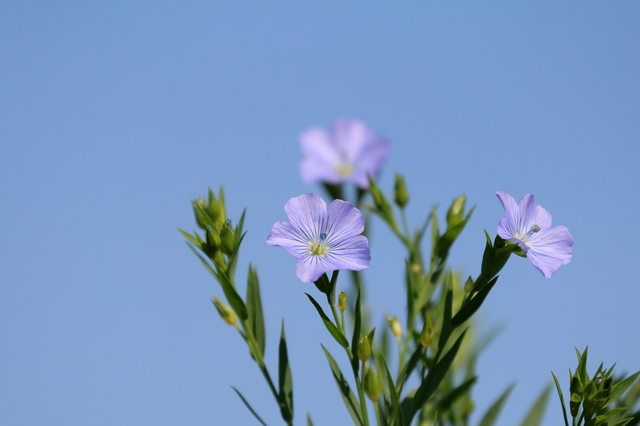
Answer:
[[496, 191, 573, 278], [267, 193, 371, 283], [299, 118, 391, 189]]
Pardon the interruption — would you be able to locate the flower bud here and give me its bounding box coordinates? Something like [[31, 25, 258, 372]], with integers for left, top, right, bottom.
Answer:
[[357, 336, 371, 362], [220, 223, 236, 255], [204, 226, 221, 253], [464, 276, 474, 294], [393, 174, 410, 208], [446, 195, 466, 229], [212, 297, 237, 326], [364, 365, 383, 401], [390, 316, 402, 339], [338, 291, 347, 312], [420, 312, 435, 349]]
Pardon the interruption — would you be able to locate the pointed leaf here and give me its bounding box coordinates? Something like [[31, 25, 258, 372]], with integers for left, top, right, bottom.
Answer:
[[451, 275, 498, 327], [437, 281, 454, 354], [551, 372, 571, 426], [519, 384, 552, 426], [607, 371, 640, 408], [278, 320, 293, 422], [596, 407, 628, 423], [322, 346, 364, 426], [307, 413, 314, 426], [247, 265, 265, 357], [477, 383, 515, 426], [231, 387, 269, 426], [380, 355, 403, 426], [410, 329, 468, 421], [306, 294, 349, 348], [351, 291, 362, 376], [178, 228, 202, 248]]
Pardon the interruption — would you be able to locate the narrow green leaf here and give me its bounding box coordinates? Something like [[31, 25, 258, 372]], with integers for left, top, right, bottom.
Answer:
[[231, 386, 269, 426], [397, 344, 423, 393], [519, 384, 552, 426], [322, 346, 364, 426], [611, 419, 635, 426], [278, 320, 294, 422], [188, 244, 218, 281], [451, 275, 498, 327], [410, 329, 468, 421], [551, 372, 571, 426], [306, 294, 349, 348], [380, 355, 403, 426], [436, 207, 475, 259], [596, 407, 628, 423], [247, 265, 266, 357], [216, 268, 248, 321], [307, 413, 314, 426], [435, 376, 477, 412], [477, 383, 515, 426], [607, 371, 640, 408], [177, 228, 202, 248], [350, 291, 362, 376], [437, 281, 454, 354]]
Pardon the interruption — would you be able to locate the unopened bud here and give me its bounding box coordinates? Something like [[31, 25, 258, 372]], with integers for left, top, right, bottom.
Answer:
[[212, 297, 237, 326], [393, 174, 410, 208], [357, 336, 371, 362], [337, 291, 347, 312], [220, 223, 235, 255], [420, 312, 435, 349], [390, 316, 402, 339], [446, 195, 466, 228], [464, 276, 474, 293], [364, 365, 383, 401]]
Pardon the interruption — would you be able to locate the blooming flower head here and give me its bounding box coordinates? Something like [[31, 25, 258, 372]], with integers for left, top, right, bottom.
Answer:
[[496, 191, 573, 278], [267, 193, 371, 283], [299, 118, 391, 189]]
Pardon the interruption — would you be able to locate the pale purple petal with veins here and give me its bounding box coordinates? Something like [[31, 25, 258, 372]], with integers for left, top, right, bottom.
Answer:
[[267, 193, 371, 282], [495, 191, 573, 278]]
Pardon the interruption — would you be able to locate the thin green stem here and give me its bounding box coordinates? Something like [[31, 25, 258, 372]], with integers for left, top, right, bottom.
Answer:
[[359, 360, 371, 426], [373, 400, 382, 426]]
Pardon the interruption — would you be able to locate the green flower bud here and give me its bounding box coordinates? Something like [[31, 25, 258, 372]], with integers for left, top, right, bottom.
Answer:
[[446, 195, 466, 229], [393, 174, 409, 208], [212, 297, 237, 326], [364, 365, 383, 401], [420, 312, 435, 349], [464, 276, 474, 294], [204, 226, 221, 254], [570, 374, 583, 396], [337, 291, 347, 312], [390, 316, 402, 339], [357, 336, 371, 362], [570, 393, 581, 417], [220, 223, 236, 255]]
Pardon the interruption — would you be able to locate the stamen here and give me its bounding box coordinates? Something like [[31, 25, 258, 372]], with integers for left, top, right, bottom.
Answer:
[[530, 224, 541, 233]]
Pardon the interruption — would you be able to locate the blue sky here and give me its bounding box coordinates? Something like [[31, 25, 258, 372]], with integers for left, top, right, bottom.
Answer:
[[1, 2, 639, 425]]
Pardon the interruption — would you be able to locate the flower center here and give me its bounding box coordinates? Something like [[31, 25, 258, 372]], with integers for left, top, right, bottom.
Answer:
[[517, 224, 541, 245], [334, 162, 354, 178], [308, 233, 329, 257]]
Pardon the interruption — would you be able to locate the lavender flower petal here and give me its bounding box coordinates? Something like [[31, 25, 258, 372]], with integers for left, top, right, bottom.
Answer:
[[495, 190, 573, 278], [268, 193, 371, 282]]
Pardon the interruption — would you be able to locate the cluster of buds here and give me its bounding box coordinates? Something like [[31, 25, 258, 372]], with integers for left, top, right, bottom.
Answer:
[[179, 188, 245, 271], [557, 347, 640, 425]]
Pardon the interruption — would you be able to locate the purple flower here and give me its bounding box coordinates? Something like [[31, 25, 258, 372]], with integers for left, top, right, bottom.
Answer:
[[267, 193, 371, 283], [299, 118, 391, 189], [496, 191, 573, 278]]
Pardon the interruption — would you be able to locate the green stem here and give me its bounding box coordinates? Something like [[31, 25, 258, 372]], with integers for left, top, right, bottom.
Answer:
[[373, 400, 382, 426], [359, 360, 371, 426]]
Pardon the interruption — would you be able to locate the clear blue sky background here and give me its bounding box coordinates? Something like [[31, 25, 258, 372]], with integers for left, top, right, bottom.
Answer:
[[1, 2, 639, 425]]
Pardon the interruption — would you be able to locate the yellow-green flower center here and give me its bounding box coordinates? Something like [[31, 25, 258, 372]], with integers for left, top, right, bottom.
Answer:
[[308, 233, 329, 256], [335, 162, 354, 178]]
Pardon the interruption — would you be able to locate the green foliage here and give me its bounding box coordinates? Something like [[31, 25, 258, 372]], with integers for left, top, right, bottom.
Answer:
[[553, 347, 640, 426]]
